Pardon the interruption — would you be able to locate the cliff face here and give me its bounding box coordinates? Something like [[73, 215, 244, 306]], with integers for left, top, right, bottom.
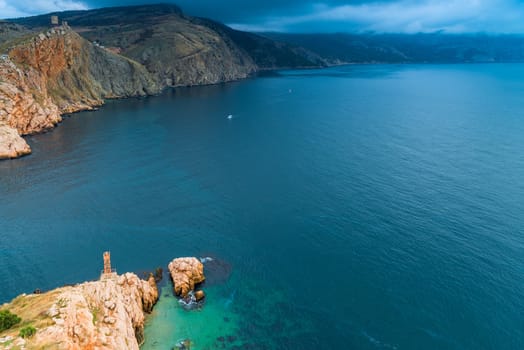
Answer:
[[0, 124, 31, 159], [6, 25, 159, 122], [0, 53, 61, 157], [0, 4, 327, 160], [11, 5, 324, 86], [54, 5, 258, 87], [0, 273, 158, 350], [0, 51, 61, 136], [0, 25, 159, 159], [189, 17, 328, 69], [127, 21, 257, 87]]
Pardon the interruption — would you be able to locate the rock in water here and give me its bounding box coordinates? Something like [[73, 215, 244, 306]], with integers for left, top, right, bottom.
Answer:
[[168, 257, 205, 297], [174, 338, 192, 349], [194, 290, 205, 301], [0, 124, 31, 159]]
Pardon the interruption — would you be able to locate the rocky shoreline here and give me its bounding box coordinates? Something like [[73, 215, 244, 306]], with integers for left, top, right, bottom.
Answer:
[[0, 24, 160, 160], [0, 273, 158, 350], [0, 22, 253, 160], [0, 4, 330, 160], [0, 255, 207, 350]]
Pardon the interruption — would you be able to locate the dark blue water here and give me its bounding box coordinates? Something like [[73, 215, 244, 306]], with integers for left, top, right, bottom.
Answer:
[[1, 64, 524, 349]]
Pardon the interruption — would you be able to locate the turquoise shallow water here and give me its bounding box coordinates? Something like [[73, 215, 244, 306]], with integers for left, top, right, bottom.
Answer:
[[1, 64, 524, 349], [142, 282, 242, 350]]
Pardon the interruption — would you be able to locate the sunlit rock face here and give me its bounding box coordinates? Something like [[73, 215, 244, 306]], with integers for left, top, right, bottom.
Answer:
[[0, 5, 325, 160], [0, 25, 159, 159], [168, 257, 206, 298], [0, 273, 158, 349], [0, 123, 31, 159]]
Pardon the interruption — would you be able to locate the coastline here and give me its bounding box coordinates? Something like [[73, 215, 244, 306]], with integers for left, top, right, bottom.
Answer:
[[0, 256, 212, 350], [1, 59, 497, 161], [1, 57, 340, 161], [0, 272, 158, 350], [1, 67, 256, 161]]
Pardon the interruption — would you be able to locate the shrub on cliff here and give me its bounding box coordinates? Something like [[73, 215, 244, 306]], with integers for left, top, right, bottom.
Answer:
[[0, 310, 21, 331], [19, 325, 36, 338]]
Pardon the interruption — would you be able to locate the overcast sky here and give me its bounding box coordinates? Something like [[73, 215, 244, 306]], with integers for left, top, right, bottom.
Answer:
[[3, 0, 524, 33]]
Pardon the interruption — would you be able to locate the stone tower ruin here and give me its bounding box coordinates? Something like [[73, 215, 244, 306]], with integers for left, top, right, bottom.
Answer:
[[103, 251, 112, 274], [101, 251, 117, 280]]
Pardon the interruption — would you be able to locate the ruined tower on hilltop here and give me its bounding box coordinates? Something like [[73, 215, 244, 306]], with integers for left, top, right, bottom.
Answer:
[[51, 15, 59, 26], [103, 251, 112, 274], [101, 251, 117, 280]]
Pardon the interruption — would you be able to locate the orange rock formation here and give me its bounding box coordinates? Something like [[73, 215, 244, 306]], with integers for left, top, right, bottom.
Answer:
[[168, 257, 205, 297], [0, 25, 158, 159]]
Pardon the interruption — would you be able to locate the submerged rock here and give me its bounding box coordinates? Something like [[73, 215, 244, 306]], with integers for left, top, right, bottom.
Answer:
[[200, 256, 232, 286], [168, 257, 205, 297], [154, 267, 163, 282], [178, 290, 205, 310], [174, 338, 191, 350]]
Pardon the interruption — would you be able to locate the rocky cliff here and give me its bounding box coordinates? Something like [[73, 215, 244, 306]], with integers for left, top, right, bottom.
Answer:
[[0, 124, 31, 159], [0, 24, 159, 159], [0, 4, 326, 160], [32, 5, 259, 87], [12, 5, 323, 82], [7, 26, 159, 113], [0, 273, 158, 349]]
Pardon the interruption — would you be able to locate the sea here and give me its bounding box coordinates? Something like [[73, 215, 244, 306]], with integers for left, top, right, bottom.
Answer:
[[1, 64, 523, 349]]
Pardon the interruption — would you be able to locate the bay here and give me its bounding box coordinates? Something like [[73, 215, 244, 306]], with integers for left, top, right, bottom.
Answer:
[[1, 64, 523, 349]]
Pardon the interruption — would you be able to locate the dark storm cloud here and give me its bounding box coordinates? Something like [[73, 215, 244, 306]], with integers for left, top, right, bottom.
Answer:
[[84, 0, 382, 22], [3, 0, 524, 33]]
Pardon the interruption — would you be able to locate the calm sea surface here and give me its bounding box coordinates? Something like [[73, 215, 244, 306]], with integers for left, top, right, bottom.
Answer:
[[1, 64, 524, 349]]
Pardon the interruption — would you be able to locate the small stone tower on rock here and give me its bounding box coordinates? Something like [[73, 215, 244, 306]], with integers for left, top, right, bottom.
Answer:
[[103, 251, 112, 274], [101, 251, 117, 280]]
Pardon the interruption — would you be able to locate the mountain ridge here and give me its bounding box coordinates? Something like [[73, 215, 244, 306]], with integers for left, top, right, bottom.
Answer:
[[261, 32, 524, 63]]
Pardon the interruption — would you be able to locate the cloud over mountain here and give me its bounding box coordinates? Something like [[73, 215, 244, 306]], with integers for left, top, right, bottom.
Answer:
[[3, 0, 524, 34]]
